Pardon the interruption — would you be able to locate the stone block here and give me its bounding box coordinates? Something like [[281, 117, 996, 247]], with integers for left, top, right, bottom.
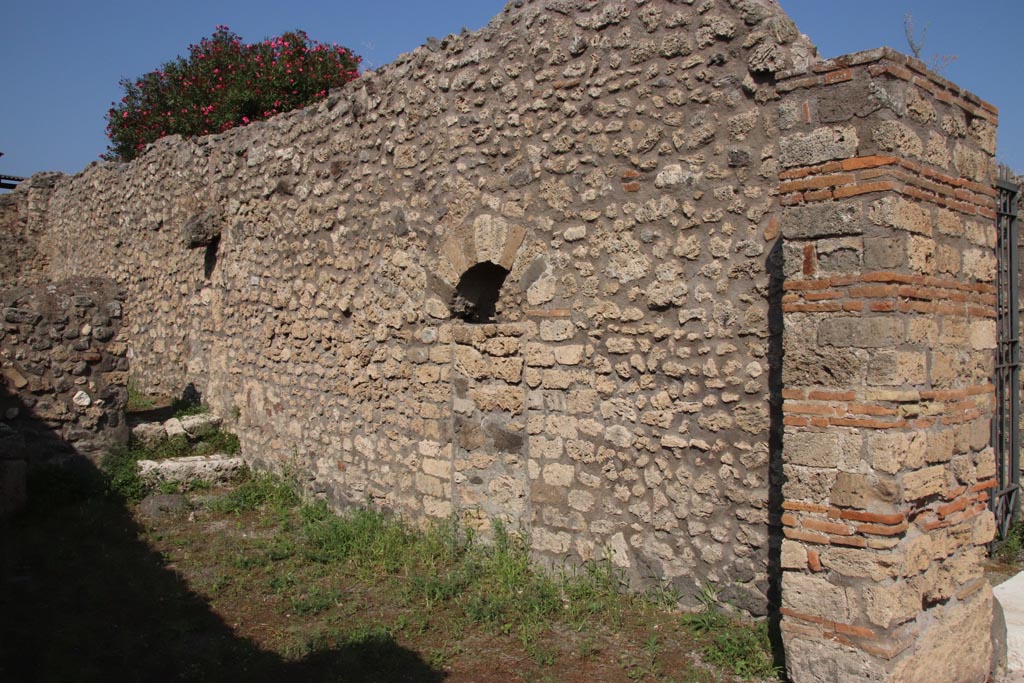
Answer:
[[783, 464, 838, 505], [783, 345, 867, 387], [454, 345, 489, 379], [862, 580, 921, 629], [872, 120, 923, 159], [785, 431, 840, 468], [540, 320, 575, 342], [132, 422, 167, 447], [782, 202, 866, 240], [179, 413, 223, 438], [970, 321, 996, 351], [163, 418, 188, 439], [531, 527, 572, 554], [779, 126, 858, 168], [468, 386, 523, 415], [869, 431, 927, 474], [567, 489, 595, 512], [139, 455, 245, 485], [523, 343, 555, 368], [907, 235, 936, 274], [975, 447, 996, 480], [491, 357, 524, 383], [867, 350, 926, 387], [781, 539, 808, 570], [818, 316, 904, 349], [529, 436, 563, 460], [902, 465, 945, 500], [415, 473, 446, 498], [782, 572, 852, 622], [869, 196, 932, 236], [830, 471, 898, 508], [553, 345, 584, 366], [963, 249, 997, 282], [421, 458, 450, 480], [783, 633, 887, 683], [423, 497, 453, 518], [822, 546, 901, 581]]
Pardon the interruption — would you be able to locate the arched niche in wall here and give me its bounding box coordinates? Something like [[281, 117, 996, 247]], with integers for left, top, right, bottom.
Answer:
[[427, 213, 540, 323], [452, 262, 510, 323]]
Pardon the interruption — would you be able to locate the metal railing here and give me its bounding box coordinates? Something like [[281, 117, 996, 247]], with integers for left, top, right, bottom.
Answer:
[[993, 171, 1021, 540]]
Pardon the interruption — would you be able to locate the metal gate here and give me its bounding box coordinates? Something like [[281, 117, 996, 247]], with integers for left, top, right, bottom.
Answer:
[[992, 170, 1020, 540]]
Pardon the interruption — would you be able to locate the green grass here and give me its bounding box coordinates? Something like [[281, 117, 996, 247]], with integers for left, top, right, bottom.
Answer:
[[126, 378, 157, 412], [679, 583, 779, 680], [172, 398, 210, 418], [207, 486, 629, 657], [11, 466, 781, 682], [994, 518, 1024, 564], [195, 484, 775, 679], [702, 622, 777, 679], [194, 430, 240, 455], [209, 472, 301, 515]]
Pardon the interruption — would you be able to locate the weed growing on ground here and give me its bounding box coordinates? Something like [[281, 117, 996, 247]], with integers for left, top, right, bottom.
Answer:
[[194, 430, 241, 456], [195, 478, 780, 679], [172, 398, 210, 418], [679, 583, 730, 634], [289, 586, 341, 616], [994, 518, 1024, 564], [101, 444, 154, 502], [702, 621, 777, 679], [126, 378, 157, 412], [208, 471, 300, 515], [677, 582, 779, 680], [20, 463, 779, 682]]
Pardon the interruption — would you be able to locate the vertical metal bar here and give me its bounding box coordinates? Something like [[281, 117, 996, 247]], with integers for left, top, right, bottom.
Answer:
[[1008, 181, 1020, 528], [993, 177, 1021, 540]]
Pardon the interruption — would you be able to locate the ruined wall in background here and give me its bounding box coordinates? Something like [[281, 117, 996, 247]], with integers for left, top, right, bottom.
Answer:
[[0, 174, 62, 288], [776, 48, 999, 683], [0, 278, 130, 514]]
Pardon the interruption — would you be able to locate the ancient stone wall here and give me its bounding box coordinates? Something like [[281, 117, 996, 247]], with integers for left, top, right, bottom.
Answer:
[[775, 48, 999, 682], [0, 173, 62, 288], [0, 2, 1006, 680], [0, 0, 818, 611], [0, 278, 130, 514]]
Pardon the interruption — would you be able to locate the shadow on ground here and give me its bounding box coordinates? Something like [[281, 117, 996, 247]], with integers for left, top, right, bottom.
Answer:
[[0, 392, 444, 683]]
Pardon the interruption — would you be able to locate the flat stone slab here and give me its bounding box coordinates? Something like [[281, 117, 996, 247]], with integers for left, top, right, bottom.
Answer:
[[139, 454, 245, 485], [131, 414, 223, 445], [995, 572, 1024, 681], [179, 413, 222, 436]]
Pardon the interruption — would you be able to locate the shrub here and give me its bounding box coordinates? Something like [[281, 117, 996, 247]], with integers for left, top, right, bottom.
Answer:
[[105, 26, 360, 161]]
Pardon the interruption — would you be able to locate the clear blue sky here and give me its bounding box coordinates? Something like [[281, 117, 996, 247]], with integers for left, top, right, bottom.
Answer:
[[2, 1, 1022, 179]]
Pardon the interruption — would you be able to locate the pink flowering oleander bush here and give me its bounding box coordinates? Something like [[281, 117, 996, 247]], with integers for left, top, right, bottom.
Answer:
[[105, 26, 360, 161]]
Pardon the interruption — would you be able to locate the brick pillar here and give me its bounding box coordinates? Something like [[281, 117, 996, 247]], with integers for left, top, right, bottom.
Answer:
[[775, 49, 999, 682]]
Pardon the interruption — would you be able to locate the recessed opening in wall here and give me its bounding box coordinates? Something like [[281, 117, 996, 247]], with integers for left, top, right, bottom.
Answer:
[[204, 236, 220, 280], [451, 261, 509, 323]]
